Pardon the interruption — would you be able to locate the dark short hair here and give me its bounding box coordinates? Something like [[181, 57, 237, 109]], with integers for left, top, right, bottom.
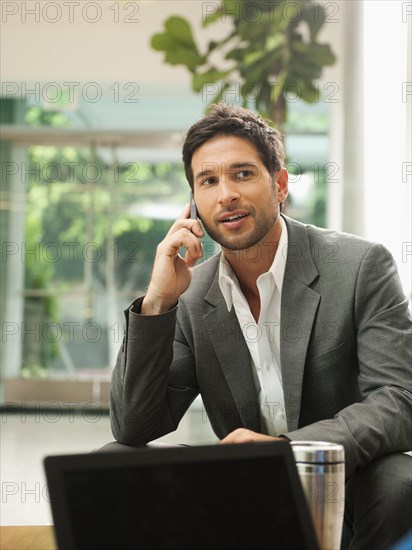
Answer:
[[182, 103, 286, 191]]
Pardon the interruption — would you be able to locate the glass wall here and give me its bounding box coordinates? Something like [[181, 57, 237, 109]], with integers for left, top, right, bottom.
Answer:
[[21, 146, 189, 379], [1, 92, 332, 405]]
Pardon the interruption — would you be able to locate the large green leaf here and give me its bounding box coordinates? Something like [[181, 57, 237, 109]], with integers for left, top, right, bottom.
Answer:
[[289, 68, 322, 84], [290, 56, 322, 79], [151, 16, 204, 72], [164, 16, 198, 50], [165, 48, 205, 72], [291, 41, 336, 65], [151, 32, 175, 52], [192, 68, 232, 92]]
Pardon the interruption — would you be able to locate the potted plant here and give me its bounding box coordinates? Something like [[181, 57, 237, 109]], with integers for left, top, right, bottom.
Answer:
[[151, 0, 336, 130]]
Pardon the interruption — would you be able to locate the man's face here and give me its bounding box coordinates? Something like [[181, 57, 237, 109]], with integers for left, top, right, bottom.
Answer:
[[191, 135, 288, 251]]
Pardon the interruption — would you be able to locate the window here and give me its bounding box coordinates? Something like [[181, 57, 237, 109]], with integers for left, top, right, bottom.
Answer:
[[1, 90, 331, 404]]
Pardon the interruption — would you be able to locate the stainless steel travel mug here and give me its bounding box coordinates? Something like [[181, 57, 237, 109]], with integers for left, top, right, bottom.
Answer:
[[291, 441, 345, 550]]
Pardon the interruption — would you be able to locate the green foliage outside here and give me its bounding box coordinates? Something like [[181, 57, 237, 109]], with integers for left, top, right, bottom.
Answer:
[[22, 106, 190, 376], [24, 107, 188, 287]]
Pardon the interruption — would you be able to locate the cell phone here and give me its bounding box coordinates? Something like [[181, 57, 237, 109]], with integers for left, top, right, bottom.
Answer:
[[190, 191, 198, 220]]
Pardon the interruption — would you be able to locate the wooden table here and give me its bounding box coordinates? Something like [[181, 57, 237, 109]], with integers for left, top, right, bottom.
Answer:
[[0, 526, 55, 550]]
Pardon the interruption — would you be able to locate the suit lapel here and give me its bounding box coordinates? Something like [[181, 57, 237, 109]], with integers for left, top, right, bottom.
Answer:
[[201, 216, 320, 434], [281, 216, 320, 431], [203, 268, 261, 432]]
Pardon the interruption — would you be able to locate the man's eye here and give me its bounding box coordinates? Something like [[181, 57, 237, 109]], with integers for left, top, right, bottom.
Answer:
[[201, 177, 216, 186], [235, 170, 253, 180]]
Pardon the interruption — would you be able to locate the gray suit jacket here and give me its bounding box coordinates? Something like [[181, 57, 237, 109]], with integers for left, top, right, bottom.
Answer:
[[110, 216, 412, 477]]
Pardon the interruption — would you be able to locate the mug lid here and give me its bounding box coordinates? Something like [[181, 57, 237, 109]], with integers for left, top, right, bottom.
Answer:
[[290, 441, 345, 464]]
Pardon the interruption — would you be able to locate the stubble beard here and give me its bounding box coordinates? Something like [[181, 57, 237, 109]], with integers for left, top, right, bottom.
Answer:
[[200, 203, 280, 252]]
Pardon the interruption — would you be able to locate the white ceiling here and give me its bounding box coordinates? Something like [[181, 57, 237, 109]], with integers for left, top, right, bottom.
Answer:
[[1, 0, 342, 83]]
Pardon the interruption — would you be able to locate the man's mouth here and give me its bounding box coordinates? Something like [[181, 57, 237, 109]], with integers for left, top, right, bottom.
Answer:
[[219, 210, 250, 223], [217, 211, 250, 230], [221, 213, 248, 223]]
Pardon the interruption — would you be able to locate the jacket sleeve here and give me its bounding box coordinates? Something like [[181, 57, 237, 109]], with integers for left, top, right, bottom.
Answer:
[[110, 297, 199, 445], [283, 243, 412, 477]]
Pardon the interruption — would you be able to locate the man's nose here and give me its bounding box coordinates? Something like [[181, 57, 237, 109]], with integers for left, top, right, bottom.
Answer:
[[217, 180, 240, 205]]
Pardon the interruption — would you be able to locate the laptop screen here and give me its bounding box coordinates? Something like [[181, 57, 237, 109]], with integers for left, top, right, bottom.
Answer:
[[45, 442, 319, 550]]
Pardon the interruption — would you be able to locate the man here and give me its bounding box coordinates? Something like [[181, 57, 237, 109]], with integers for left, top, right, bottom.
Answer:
[[110, 104, 411, 549]]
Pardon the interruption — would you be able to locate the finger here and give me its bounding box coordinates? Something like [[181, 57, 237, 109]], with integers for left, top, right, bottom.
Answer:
[[219, 429, 252, 444], [183, 243, 202, 267], [220, 435, 245, 444], [184, 219, 204, 238], [167, 217, 204, 239], [174, 219, 204, 239], [166, 203, 204, 236], [161, 229, 202, 259], [178, 230, 203, 259], [183, 237, 203, 265], [219, 432, 237, 444], [181, 203, 191, 218]]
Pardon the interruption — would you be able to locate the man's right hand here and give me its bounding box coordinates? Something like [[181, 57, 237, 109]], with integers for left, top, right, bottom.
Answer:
[[141, 204, 204, 315]]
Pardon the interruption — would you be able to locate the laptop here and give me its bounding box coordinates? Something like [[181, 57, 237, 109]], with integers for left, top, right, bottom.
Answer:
[[44, 441, 320, 550]]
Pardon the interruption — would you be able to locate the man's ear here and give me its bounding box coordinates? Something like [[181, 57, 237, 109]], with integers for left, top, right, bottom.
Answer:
[[276, 169, 289, 203]]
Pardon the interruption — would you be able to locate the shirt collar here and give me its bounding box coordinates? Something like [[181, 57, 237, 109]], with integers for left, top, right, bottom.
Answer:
[[218, 215, 288, 311]]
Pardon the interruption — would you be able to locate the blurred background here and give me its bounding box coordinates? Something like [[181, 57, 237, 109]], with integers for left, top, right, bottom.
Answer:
[[1, 0, 411, 525]]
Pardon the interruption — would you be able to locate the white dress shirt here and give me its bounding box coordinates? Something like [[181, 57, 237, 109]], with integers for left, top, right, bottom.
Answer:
[[218, 216, 288, 436]]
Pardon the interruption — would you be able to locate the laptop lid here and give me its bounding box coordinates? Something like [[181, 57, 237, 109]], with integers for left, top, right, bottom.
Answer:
[[44, 441, 320, 550]]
